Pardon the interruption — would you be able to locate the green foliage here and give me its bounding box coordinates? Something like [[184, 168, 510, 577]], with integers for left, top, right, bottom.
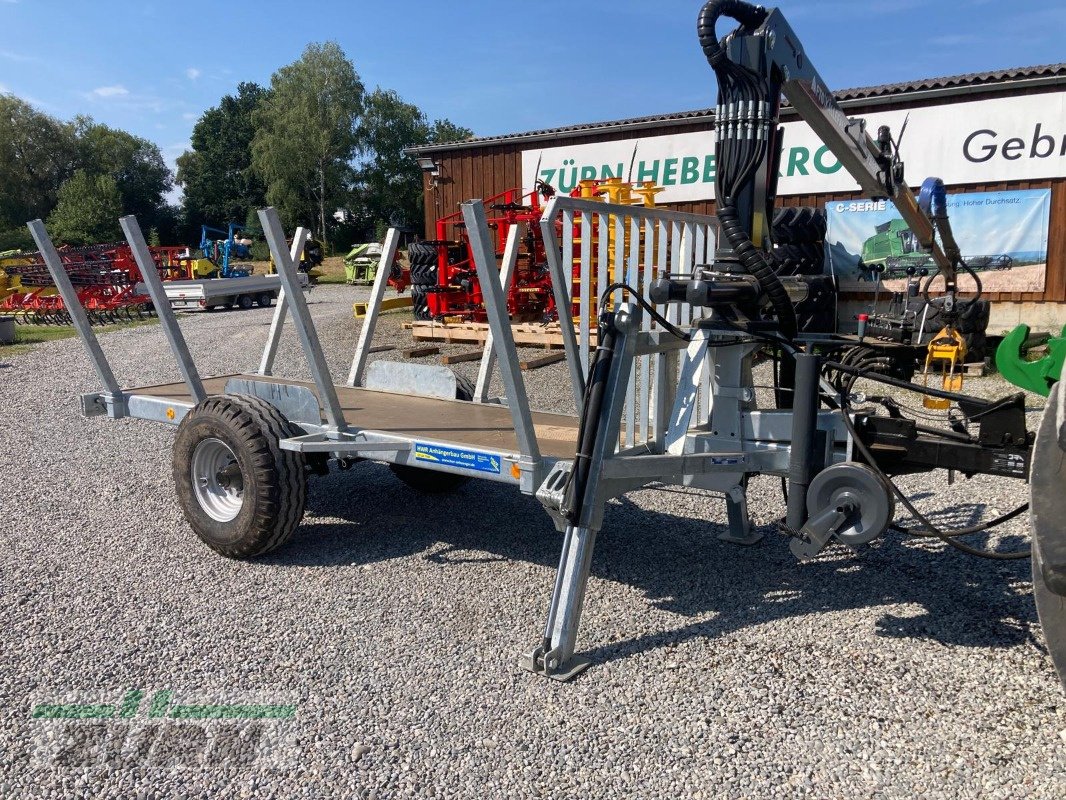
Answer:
[[0, 95, 78, 235], [75, 119, 172, 220], [353, 89, 472, 237], [0, 95, 177, 246], [252, 42, 363, 242], [47, 170, 123, 245], [177, 83, 269, 232]]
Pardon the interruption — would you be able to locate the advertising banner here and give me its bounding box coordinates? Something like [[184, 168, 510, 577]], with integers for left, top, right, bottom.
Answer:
[[824, 189, 1052, 293], [520, 92, 1066, 203]]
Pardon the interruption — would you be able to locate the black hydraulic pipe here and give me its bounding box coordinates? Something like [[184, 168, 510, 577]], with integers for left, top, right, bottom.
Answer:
[[786, 353, 820, 530]]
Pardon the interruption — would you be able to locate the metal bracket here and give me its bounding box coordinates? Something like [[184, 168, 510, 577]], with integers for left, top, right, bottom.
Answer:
[[788, 504, 849, 561], [279, 432, 412, 455], [364, 361, 457, 400], [224, 378, 321, 426], [519, 645, 592, 682]]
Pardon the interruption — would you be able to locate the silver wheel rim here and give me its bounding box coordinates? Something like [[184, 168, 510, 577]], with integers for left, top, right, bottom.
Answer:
[[191, 438, 244, 522]]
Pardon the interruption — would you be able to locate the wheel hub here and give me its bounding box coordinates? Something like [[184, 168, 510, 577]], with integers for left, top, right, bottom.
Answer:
[[191, 438, 244, 522]]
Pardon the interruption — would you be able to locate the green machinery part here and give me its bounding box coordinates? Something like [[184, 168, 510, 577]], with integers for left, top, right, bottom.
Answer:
[[995, 323, 1066, 397]]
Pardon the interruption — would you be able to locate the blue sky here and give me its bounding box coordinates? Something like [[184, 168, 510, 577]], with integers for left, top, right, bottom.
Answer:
[[2, 0, 1062, 200]]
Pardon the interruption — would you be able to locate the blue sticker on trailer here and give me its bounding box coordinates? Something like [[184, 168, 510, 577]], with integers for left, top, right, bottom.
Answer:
[[413, 443, 501, 474]]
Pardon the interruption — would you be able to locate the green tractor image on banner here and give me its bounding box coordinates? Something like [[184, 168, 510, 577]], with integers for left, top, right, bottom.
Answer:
[[859, 217, 1012, 280]]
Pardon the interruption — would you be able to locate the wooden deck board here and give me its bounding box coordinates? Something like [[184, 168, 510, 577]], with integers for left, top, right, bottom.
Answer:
[[128, 374, 579, 459]]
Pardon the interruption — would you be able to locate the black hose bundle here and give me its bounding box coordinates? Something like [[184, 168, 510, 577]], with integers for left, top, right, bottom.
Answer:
[[697, 0, 797, 341]]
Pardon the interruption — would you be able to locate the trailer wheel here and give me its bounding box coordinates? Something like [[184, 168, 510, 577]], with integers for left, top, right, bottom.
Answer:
[[389, 375, 474, 493], [256, 292, 273, 308], [173, 395, 307, 558], [237, 294, 255, 310]]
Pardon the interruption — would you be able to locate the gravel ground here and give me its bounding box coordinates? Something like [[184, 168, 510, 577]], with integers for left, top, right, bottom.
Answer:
[[0, 284, 1063, 798]]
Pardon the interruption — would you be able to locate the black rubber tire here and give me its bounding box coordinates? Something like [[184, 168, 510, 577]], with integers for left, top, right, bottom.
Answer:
[[237, 294, 255, 311], [173, 395, 307, 558], [389, 375, 475, 493], [410, 261, 438, 287], [411, 286, 431, 320], [255, 292, 273, 308], [769, 206, 827, 275], [407, 241, 438, 267]]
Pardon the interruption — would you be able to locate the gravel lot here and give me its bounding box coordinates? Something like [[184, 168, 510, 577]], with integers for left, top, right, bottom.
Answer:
[[1, 284, 1063, 798]]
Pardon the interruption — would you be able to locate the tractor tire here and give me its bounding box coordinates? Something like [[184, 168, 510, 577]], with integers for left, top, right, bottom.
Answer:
[[238, 294, 255, 310], [410, 261, 438, 287], [769, 206, 827, 275], [957, 299, 991, 362], [389, 375, 474, 493], [411, 286, 432, 320], [173, 394, 307, 558], [407, 241, 438, 267]]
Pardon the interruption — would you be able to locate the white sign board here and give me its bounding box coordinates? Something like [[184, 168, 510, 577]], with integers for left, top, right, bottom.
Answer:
[[520, 92, 1066, 202]]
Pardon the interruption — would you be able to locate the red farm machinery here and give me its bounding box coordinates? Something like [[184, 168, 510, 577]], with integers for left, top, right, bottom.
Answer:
[[409, 178, 663, 324], [0, 242, 186, 325]]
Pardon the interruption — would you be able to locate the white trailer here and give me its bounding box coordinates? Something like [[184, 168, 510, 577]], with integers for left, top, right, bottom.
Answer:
[[144, 272, 310, 312]]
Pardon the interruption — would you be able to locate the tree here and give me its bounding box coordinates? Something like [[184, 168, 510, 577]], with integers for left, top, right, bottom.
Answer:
[[353, 89, 472, 236], [75, 120, 172, 223], [176, 82, 269, 230], [47, 170, 123, 245], [0, 95, 78, 248], [252, 42, 363, 242]]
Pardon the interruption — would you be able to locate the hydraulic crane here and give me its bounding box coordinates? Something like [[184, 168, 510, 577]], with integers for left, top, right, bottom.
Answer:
[[522, 0, 1062, 684]]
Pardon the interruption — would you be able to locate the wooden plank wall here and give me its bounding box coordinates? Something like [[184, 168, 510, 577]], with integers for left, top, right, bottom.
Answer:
[[421, 86, 1065, 304]]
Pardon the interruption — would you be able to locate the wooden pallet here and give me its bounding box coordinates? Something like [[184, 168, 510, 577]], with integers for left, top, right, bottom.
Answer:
[[405, 320, 595, 350]]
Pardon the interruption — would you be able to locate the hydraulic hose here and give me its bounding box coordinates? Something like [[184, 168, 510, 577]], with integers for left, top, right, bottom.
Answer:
[[718, 206, 798, 340], [697, 0, 797, 341], [697, 0, 768, 66]]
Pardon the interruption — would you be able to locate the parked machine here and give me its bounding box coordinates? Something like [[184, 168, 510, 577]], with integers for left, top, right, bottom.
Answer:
[[196, 223, 253, 278], [28, 1, 1066, 692], [0, 242, 185, 325], [411, 178, 666, 324]]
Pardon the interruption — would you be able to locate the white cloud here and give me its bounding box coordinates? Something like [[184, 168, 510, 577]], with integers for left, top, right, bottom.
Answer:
[[0, 82, 8, 93], [182, 112, 197, 121], [91, 85, 129, 98], [185, 67, 201, 80], [0, 49, 37, 62]]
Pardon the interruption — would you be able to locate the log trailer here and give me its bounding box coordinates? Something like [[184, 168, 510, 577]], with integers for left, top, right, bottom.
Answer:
[[30, 1, 1066, 689]]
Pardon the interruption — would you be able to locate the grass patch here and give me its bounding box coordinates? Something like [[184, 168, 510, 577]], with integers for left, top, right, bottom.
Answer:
[[0, 317, 158, 357], [314, 256, 348, 285]]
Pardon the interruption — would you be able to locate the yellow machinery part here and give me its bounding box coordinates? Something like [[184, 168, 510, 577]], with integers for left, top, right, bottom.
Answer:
[[922, 326, 967, 409]]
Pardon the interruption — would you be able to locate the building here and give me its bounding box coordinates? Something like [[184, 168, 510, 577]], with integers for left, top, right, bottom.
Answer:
[[408, 64, 1066, 329]]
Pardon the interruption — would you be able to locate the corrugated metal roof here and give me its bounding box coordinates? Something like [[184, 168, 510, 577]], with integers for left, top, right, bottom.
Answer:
[[410, 63, 1066, 154], [832, 62, 1066, 100]]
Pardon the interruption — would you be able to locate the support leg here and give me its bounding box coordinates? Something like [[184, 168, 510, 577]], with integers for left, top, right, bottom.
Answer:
[[520, 523, 600, 680], [719, 483, 763, 545]]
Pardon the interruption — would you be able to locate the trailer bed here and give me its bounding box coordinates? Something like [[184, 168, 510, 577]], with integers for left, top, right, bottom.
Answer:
[[130, 374, 581, 459]]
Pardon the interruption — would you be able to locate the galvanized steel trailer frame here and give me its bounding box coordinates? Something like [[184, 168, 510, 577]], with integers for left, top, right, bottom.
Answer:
[[31, 200, 862, 681]]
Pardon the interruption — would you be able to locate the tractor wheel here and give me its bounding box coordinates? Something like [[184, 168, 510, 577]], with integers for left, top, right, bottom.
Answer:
[[173, 395, 307, 558], [407, 241, 438, 267], [411, 286, 432, 320], [256, 292, 273, 308], [410, 261, 438, 287], [769, 206, 827, 275], [238, 294, 255, 311], [389, 375, 474, 493]]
